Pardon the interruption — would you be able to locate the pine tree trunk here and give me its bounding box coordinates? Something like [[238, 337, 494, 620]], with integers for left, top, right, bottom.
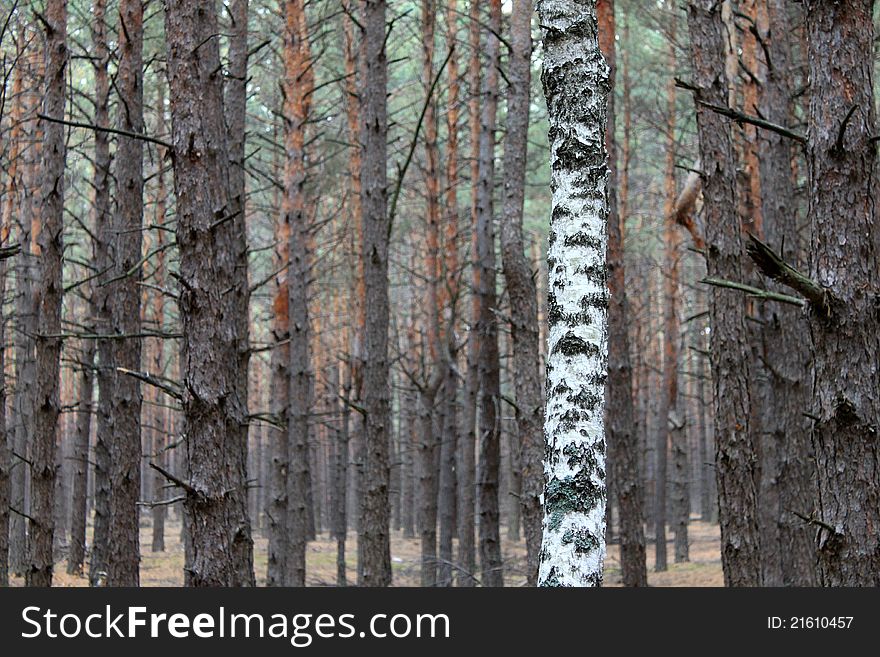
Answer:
[[499, 0, 544, 587], [537, 0, 609, 587], [800, 0, 880, 586], [436, 0, 462, 590], [0, 288, 7, 586], [0, 190, 9, 590], [389, 386, 401, 533], [418, 0, 442, 589], [434, 0, 460, 589], [0, 56, 24, 587], [437, 370, 458, 586], [750, 0, 817, 587], [225, 1, 251, 527], [282, 0, 313, 588], [67, 333, 95, 573], [9, 29, 39, 574], [695, 332, 712, 522], [107, 0, 144, 587], [358, 0, 392, 587], [475, 0, 504, 589], [52, 378, 71, 559], [266, 169, 291, 587], [28, 0, 67, 587], [334, 359, 349, 586], [456, 0, 482, 587], [600, 0, 647, 587], [400, 387, 415, 539], [89, 0, 112, 584], [687, 0, 762, 586], [670, 334, 690, 563], [654, 18, 677, 573], [150, 77, 169, 554], [164, 0, 255, 586], [417, 387, 439, 586], [661, 17, 689, 562], [251, 404, 264, 534]]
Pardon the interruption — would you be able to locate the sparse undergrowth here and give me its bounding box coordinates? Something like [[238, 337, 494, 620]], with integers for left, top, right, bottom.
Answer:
[[10, 519, 722, 587]]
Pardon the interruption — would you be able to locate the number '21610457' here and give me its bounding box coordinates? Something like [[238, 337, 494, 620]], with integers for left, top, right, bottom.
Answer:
[[768, 616, 853, 629]]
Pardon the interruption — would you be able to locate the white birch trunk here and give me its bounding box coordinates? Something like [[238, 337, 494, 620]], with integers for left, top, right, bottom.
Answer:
[[537, 0, 610, 587]]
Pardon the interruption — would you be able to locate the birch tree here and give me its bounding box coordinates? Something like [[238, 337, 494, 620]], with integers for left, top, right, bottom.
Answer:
[[537, 0, 609, 587]]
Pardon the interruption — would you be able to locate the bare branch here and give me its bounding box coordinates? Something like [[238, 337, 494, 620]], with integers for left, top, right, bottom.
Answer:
[[388, 45, 455, 234], [745, 232, 832, 314], [116, 367, 183, 400], [148, 462, 195, 495], [37, 113, 173, 149], [701, 277, 806, 307], [695, 100, 806, 144]]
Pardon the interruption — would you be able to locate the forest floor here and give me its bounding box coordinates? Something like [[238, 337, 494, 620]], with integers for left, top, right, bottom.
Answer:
[[9, 517, 723, 586], [604, 519, 724, 587]]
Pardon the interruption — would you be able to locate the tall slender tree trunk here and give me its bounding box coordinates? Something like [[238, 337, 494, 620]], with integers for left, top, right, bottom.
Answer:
[[500, 0, 544, 587], [663, 15, 688, 564], [0, 256, 7, 586], [687, 0, 762, 586], [600, 0, 647, 587], [417, 385, 439, 586], [52, 377, 71, 558], [28, 0, 67, 587], [400, 386, 415, 540], [695, 332, 712, 522], [107, 0, 144, 587], [437, 370, 457, 586], [654, 14, 676, 573], [88, 0, 112, 585], [418, 0, 442, 588], [164, 0, 255, 586], [670, 334, 689, 563], [226, 1, 251, 526], [0, 56, 24, 586], [437, 0, 461, 590], [358, 0, 392, 587], [150, 76, 169, 554], [10, 31, 35, 577], [266, 130, 291, 587], [67, 330, 95, 574], [340, 0, 367, 583], [335, 355, 349, 586], [337, 0, 363, 580], [474, 0, 504, 589], [457, 0, 482, 587], [282, 0, 314, 588], [750, 0, 816, 587], [537, 0, 609, 587], [439, 10, 462, 571]]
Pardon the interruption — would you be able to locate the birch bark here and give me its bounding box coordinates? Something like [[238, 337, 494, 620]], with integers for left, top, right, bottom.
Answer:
[[537, 0, 609, 587]]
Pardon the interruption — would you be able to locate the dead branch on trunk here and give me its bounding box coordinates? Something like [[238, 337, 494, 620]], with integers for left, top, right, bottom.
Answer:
[[701, 277, 806, 307], [745, 232, 833, 315], [694, 100, 806, 144]]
